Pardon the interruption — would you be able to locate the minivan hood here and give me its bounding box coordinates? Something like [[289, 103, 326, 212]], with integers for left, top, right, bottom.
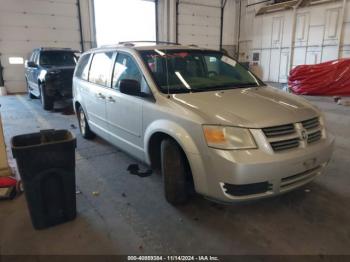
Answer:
[[171, 86, 319, 128]]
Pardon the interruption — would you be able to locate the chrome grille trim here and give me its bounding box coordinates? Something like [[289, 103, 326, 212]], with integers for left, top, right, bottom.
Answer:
[[262, 117, 323, 153], [308, 130, 322, 144], [262, 124, 295, 138], [270, 138, 299, 151], [302, 117, 320, 130]]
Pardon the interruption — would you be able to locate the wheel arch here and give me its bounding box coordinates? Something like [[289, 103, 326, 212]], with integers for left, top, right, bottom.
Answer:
[[144, 120, 203, 176], [144, 120, 209, 195]]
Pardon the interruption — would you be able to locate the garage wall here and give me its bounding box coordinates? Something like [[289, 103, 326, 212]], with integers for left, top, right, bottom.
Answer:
[[177, 0, 222, 50], [239, 0, 350, 83], [0, 0, 95, 93], [157, 0, 238, 53]]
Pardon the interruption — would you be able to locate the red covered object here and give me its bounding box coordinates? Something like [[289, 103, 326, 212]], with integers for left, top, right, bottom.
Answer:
[[0, 176, 17, 188], [288, 59, 350, 96]]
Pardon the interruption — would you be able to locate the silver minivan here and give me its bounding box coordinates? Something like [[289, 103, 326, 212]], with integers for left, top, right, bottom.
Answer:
[[73, 42, 334, 205]]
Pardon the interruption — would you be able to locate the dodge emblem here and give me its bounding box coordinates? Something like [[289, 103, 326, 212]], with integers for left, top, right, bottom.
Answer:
[[301, 129, 308, 141]]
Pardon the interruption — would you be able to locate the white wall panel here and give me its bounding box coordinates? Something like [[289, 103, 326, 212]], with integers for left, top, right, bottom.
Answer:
[[261, 15, 273, 48], [324, 8, 341, 39], [279, 52, 289, 82], [293, 47, 307, 67], [177, 0, 221, 49], [306, 52, 321, 64], [308, 25, 324, 46], [295, 13, 309, 44], [240, 0, 350, 83], [321, 46, 338, 62], [260, 50, 270, 81], [269, 49, 281, 82]]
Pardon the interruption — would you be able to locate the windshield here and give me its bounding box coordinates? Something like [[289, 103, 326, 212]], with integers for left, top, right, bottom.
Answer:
[[40, 51, 77, 66], [140, 49, 264, 94]]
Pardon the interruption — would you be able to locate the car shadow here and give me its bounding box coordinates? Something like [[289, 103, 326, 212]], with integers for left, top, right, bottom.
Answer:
[[176, 181, 350, 229], [52, 99, 75, 115]]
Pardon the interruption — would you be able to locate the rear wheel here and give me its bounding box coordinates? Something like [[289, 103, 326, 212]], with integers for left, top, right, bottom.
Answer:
[[161, 139, 190, 205], [39, 84, 54, 110], [78, 106, 95, 139]]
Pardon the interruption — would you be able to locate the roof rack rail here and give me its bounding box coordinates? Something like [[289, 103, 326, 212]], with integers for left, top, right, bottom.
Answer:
[[118, 40, 180, 46], [39, 47, 76, 50], [38, 47, 80, 52]]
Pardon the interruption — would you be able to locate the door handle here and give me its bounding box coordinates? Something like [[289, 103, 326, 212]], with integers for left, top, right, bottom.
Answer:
[[107, 96, 116, 103], [97, 93, 106, 99]]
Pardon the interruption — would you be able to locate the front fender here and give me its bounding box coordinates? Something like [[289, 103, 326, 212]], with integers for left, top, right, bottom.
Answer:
[[144, 120, 210, 195], [144, 119, 200, 164]]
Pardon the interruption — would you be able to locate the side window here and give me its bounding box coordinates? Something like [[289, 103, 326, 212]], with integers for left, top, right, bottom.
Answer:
[[29, 52, 36, 62], [75, 53, 91, 80], [34, 52, 40, 65], [88, 52, 114, 86], [30, 51, 38, 63], [112, 53, 142, 89]]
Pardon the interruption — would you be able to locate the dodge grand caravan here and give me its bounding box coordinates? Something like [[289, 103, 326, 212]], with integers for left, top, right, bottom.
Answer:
[[73, 42, 334, 205]]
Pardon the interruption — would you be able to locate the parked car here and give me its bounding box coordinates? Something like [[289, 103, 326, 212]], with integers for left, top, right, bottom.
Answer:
[[73, 42, 334, 205], [25, 48, 79, 110]]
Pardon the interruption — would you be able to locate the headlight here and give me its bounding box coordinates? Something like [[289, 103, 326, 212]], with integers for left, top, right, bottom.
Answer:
[[203, 125, 257, 150]]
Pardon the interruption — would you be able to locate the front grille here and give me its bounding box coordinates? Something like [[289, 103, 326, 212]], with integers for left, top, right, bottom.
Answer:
[[262, 124, 295, 138], [302, 117, 320, 130], [308, 130, 322, 144], [262, 117, 323, 153], [270, 138, 299, 151]]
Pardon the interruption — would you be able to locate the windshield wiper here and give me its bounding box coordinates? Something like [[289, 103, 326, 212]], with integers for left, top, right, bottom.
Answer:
[[161, 88, 191, 94], [191, 83, 259, 92]]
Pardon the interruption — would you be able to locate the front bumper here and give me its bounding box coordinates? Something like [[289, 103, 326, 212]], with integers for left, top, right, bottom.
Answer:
[[45, 78, 73, 98], [194, 135, 334, 203]]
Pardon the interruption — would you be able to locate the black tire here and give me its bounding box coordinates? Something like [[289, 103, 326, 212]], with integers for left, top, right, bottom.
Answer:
[[26, 79, 36, 99], [161, 139, 189, 205], [78, 106, 95, 139], [39, 83, 54, 110]]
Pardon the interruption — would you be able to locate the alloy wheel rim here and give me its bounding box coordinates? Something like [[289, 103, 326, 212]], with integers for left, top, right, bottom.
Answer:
[[80, 110, 86, 135], [40, 87, 44, 104]]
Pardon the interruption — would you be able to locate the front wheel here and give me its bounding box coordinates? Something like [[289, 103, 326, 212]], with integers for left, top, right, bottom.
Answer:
[[161, 139, 190, 205], [78, 106, 95, 139], [39, 84, 54, 110]]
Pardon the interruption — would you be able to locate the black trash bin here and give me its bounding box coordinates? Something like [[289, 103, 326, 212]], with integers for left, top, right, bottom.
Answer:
[[11, 129, 77, 230]]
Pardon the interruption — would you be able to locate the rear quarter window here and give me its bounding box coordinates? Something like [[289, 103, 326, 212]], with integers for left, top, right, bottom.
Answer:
[[75, 53, 91, 81]]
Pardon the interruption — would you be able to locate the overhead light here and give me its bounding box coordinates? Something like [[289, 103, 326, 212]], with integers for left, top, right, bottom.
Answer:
[[9, 57, 24, 65]]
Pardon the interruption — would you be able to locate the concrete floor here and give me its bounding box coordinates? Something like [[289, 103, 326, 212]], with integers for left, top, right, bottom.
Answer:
[[0, 94, 349, 255]]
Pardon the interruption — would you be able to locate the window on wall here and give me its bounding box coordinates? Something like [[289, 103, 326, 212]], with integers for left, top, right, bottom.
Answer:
[[94, 0, 156, 46]]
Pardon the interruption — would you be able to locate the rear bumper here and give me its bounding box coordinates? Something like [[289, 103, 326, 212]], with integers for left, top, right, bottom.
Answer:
[[192, 135, 334, 203]]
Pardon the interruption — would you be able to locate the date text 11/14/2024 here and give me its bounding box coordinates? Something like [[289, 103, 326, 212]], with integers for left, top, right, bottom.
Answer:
[[127, 255, 220, 261]]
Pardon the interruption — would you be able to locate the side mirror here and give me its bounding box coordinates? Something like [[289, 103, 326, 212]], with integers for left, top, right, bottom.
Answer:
[[26, 61, 37, 68], [119, 79, 141, 96]]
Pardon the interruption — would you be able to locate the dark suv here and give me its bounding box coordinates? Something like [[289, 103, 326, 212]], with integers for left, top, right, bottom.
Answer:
[[25, 48, 79, 110]]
